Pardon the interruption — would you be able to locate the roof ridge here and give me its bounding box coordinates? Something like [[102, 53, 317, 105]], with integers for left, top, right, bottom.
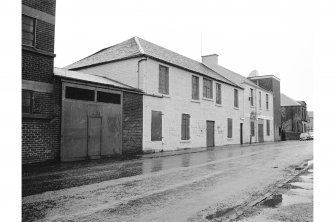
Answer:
[[134, 36, 145, 54]]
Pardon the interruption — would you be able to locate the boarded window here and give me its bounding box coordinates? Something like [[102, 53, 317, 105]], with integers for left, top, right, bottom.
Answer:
[[259, 91, 261, 109], [22, 90, 33, 113], [266, 94, 269, 110], [234, 89, 238, 108], [266, 120, 270, 136], [181, 114, 190, 140], [250, 121, 255, 136], [203, 78, 213, 99], [159, 65, 169, 94], [65, 86, 95, 101], [151, 110, 162, 141], [227, 118, 233, 138], [250, 89, 254, 106], [192, 76, 199, 100], [216, 83, 221, 104], [97, 91, 121, 104], [22, 15, 35, 46]]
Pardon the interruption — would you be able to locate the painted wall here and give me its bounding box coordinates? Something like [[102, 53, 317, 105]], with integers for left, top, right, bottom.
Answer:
[[142, 59, 243, 152]]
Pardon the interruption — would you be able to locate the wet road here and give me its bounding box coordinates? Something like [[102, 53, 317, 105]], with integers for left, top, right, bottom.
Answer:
[[22, 141, 313, 222]]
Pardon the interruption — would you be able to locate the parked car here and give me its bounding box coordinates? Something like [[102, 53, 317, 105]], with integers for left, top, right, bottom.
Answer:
[[300, 132, 309, 141], [307, 131, 313, 140]]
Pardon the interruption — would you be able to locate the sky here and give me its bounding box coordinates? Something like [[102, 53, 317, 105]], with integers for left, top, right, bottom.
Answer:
[[54, 0, 314, 110]]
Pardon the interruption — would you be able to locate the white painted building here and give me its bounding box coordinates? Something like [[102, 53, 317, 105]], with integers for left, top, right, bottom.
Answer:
[[64, 37, 274, 153], [202, 54, 274, 143]]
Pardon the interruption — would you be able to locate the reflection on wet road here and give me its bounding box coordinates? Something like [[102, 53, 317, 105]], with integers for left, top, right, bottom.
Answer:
[[22, 141, 313, 222]]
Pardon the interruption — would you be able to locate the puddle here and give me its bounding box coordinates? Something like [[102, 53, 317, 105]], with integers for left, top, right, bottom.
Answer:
[[205, 207, 235, 220], [260, 194, 283, 207]]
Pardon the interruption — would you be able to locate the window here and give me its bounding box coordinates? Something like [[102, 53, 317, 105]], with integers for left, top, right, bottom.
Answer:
[[266, 120, 270, 136], [234, 89, 239, 108], [250, 89, 254, 106], [259, 91, 261, 109], [266, 94, 269, 110], [22, 90, 33, 113], [181, 114, 190, 140], [159, 65, 169, 94], [203, 78, 213, 99], [22, 15, 35, 46], [227, 118, 233, 138], [151, 110, 162, 141], [192, 76, 199, 100], [216, 83, 221, 104], [250, 121, 255, 136], [97, 91, 121, 104], [65, 86, 95, 101]]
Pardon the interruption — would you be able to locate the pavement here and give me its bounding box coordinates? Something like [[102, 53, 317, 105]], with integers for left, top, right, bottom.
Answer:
[[22, 140, 313, 222]]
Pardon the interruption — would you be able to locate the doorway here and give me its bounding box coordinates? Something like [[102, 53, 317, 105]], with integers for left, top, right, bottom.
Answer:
[[206, 121, 215, 147], [258, 123, 264, 143], [88, 117, 102, 158]]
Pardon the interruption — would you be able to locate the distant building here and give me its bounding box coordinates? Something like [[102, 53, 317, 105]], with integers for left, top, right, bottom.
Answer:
[[22, 0, 60, 164], [306, 111, 313, 132], [280, 94, 308, 140]]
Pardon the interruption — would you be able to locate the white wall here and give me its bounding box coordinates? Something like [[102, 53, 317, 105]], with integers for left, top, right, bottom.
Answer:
[[142, 59, 243, 152]]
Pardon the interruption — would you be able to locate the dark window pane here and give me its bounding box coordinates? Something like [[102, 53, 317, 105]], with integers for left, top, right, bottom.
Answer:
[[216, 83, 221, 104], [203, 78, 212, 99], [267, 120, 270, 136], [22, 90, 32, 113], [181, 114, 190, 140], [192, 76, 199, 100], [234, 89, 238, 107], [251, 121, 255, 136], [22, 15, 35, 46], [159, 65, 169, 94], [151, 110, 162, 141], [97, 91, 121, 104], [65, 86, 95, 101]]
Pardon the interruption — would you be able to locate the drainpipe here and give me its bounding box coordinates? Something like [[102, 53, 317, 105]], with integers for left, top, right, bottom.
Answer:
[[137, 57, 147, 90]]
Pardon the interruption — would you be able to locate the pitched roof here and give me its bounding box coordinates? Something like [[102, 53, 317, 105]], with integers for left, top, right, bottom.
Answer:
[[54, 67, 140, 91], [64, 37, 241, 88], [281, 93, 301, 106], [203, 63, 258, 89]]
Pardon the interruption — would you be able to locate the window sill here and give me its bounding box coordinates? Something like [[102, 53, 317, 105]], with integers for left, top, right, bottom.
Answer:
[[180, 140, 191, 143], [22, 45, 56, 57], [202, 97, 214, 102], [234, 107, 239, 110], [22, 113, 53, 119], [191, 99, 200, 103], [215, 103, 222, 107]]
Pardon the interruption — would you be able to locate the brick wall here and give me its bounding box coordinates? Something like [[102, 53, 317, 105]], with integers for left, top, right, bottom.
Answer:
[[22, 0, 56, 15], [122, 92, 143, 155], [22, 79, 61, 164]]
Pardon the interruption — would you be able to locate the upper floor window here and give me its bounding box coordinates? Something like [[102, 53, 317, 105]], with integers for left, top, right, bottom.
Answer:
[[234, 89, 239, 108], [216, 83, 221, 104], [203, 78, 213, 99], [22, 15, 36, 47], [22, 90, 33, 113], [266, 94, 269, 110], [159, 65, 169, 94], [250, 88, 254, 106], [259, 91, 262, 109], [192, 76, 199, 100]]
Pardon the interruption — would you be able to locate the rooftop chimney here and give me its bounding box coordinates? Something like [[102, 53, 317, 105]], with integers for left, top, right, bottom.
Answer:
[[202, 54, 219, 65]]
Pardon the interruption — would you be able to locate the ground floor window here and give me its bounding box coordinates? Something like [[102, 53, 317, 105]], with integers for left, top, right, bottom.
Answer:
[[266, 120, 270, 136], [250, 121, 255, 136], [151, 110, 162, 141], [181, 114, 190, 140], [227, 118, 233, 138]]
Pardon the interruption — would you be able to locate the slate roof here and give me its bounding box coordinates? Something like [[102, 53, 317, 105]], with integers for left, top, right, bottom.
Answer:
[[64, 37, 241, 88], [281, 93, 301, 106], [54, 67, 140, 91], [203, 63, 258, 89]]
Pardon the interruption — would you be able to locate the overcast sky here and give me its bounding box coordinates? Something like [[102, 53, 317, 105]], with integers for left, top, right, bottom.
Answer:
[[54, 0, 314, 110]]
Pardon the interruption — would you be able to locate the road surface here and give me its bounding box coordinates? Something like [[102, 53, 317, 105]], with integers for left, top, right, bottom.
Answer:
[[22, 141, 313, 222]]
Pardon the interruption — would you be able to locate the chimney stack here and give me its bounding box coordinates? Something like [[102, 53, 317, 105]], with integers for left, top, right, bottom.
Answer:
[[202, 54, 219, 65]]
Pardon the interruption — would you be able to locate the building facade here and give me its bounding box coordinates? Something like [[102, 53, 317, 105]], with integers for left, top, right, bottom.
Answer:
[[65, 37, 246, 152], [202, 55, 275, 144], [22, 0, 60, 164], [306, 111, 313, 132], [281, 94, 308, 140]]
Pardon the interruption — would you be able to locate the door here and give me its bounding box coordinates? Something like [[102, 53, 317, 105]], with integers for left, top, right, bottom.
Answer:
[[258, 123, 264, 143], [206, 121, 215, 147], [240, 123, 243, 144], [88, 117, 102, 157]]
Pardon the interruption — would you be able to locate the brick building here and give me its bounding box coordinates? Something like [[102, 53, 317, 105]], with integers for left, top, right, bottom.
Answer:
[[280, 93, 308, 140], [22, 0, 60, 164]]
